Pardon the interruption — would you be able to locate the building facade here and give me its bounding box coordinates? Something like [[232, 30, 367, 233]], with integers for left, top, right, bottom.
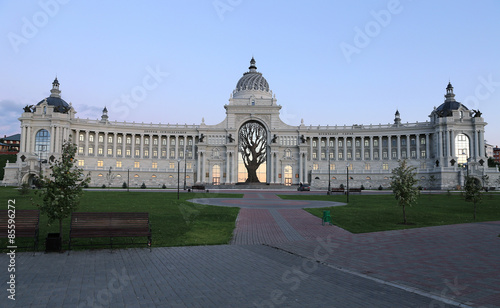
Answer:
[[3, 59, 499, 189]]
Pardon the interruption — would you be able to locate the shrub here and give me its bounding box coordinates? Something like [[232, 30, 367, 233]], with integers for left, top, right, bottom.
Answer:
[[378, 185, 383, 190], [19, 183, 31, 195], [339, 184, 344, 189], [122, 182, 127, 189], [360, 185, 365, 190], [102, 184, 106, 189], [162, 184, 167, 189], [141, 182, 146, 189]]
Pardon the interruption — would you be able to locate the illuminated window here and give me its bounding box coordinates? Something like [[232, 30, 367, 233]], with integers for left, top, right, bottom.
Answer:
[[136, 137, 140, 144], [152, 162, 158, 168], [97, 160, 103, 167], [383, 163, 389, 170], [79, 134, 84, 142], [117, 136, 122, 144], [78, 147, 84, 154], [153, 138, 158, 145], [455, 133, 470, 164], [89, 135, 94, 142], [134, 174, 139, 178], [107, 148, 112, 155], [126, 149, 131, 156], [108, 136, 113, 143], [330, 163, 335, 170], [116, 161, 122, 168], [98, 135, 103, 143], [78, 160, 84, 166], [117, 148, 122, 156], [169, 162, 175, 169], [126, 137, 131, 144], [88, 147, 94, 155], [145, 138, 149, 145], [34, 129, 50, 160], [313, 163, 319, 170], [134, 161, 140, 168], [365, 163, 370, 170]]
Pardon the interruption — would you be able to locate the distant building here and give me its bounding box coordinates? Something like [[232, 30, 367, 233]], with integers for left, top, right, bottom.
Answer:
[[493, 146, 500, 163], [2, 59, 499, 188], [485, 143, 494, 159], [0, 134, 20, 154]]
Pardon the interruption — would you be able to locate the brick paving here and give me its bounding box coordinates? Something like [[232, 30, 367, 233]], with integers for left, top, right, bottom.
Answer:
[[1, 191, 498, 307]]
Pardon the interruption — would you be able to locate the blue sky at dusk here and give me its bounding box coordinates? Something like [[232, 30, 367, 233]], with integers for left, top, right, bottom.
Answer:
[[1, 0, 499, 146]]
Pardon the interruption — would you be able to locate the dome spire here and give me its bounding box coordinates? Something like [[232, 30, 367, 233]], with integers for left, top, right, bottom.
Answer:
[[445, 81, 455, 102], [50, 77, 61, 98], [249, 57, 257, 72]]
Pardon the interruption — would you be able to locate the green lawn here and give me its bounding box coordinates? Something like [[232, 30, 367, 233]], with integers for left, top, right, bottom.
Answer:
[[279, 193, 500, 233], [0, 187, 241, 251]]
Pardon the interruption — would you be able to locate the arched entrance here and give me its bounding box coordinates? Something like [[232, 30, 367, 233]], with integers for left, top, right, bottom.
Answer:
[[237, 121, 267, 183], [284, 165, 292, 186]]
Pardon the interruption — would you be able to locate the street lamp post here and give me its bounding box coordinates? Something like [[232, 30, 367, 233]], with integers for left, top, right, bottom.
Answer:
[[177, 159, 181, 200], [127, 169, 130, 192], [183, 150, 187, 190], [346, 164, 349, 203], [327, 148, 331, 195]]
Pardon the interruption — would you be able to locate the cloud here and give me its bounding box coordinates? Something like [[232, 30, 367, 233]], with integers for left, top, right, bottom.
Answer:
[[74, 104, 103, 120], [0, 100, 24, 137]]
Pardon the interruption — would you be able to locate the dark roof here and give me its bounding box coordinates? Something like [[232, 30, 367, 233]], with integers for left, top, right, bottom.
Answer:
[[36, 96, 70, 113], [3, 134, 20, 141], [435, 101, 468, 117]]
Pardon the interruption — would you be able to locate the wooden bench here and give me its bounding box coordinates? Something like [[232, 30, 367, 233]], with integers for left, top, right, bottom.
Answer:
[[330, 188, 345, 193], [0, 209, 40, 251], [191, 185, 206, 191], [348, 188, 362, 193], [69, 212, 152, 251]]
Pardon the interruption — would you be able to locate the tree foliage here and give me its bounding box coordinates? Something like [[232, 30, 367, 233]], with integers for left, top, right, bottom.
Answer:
[[34, 139, 90, 239], [390, 160, 419, 224], [463, 176, 482, 220], [239, 121, 267, 183]]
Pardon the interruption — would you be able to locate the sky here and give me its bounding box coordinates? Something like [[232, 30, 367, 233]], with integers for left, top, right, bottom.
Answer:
[[1, 0, 499, 146]]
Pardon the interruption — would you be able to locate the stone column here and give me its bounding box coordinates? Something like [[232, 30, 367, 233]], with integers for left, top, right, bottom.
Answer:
[[369, 136, 373, 161], [94, 131, 99, 157], [85, 131, 89, 157], [140, 134, 144, 159], [378, 136, 382, 160], [104, 132, 108, 157], [334, 137, 338, 161], [416, 134, 420, 159], [406, 134, 410, 160], [388, 135, 392, 160], [131, 134, 135, 159], [426, 134, 430, 159], [196, 151, 201, 183], [113, 132, 117, 158], [175, 136, 179, 160], [343, 137, 347, 161], [397, 135, 401, 159]]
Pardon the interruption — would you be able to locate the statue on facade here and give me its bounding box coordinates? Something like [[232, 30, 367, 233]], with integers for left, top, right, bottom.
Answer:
[[23, 105, 33, 112]]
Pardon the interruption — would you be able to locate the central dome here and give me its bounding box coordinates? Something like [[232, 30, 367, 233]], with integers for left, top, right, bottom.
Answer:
[[233, 58, 271, 97]]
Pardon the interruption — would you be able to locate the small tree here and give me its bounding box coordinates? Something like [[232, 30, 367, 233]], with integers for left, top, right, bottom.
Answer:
[[463, 176, 482, 220], [428, 175, 437, 192], [390, 160, 419, 225], [122, 181, 128, 189], [35, 139, 90, 241]]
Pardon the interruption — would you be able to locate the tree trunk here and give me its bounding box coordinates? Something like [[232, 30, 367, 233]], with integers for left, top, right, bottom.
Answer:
[[59, 219, 63, 241], [245, 165, 260, 183], [402, 204, 407, 224], [474, 201, 476, 220]]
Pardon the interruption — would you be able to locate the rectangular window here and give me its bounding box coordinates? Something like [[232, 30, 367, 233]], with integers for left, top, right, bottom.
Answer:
[[188, 139, 193, 146], [321, 140, 325, 147], [179, 151, 184, 158], [383, 151, 388, 159], [187, 162, 192, 169], [402, 139, 406, 146], [134, 162, 140, 168], [78, 146, 84, 154], [313, 163, 319, 170], [383, 163, 389, 170], [364, 152, 370, 159], [338, 152, 343, 159], [411, 150, 416, 158], [117, 148, 122, 156], [79, 134, 84, 142], [97, 160, 103, 167], [153, 150, 158, 157], [365, 163, 370, 170], [321, 152, 325, 159], [98, 147, 103, 155], [401, 150, 407, 159], [180, 139, 184, 146], [330, 163, 335, 170], [347, 140, 351, 147], [169, 162, 175, 169], [347, 151, 352, 159], [170, 150, 175, 158], [152, 162, 158, 169], [392, 151, 397, 159], [420, 150, 426, 158], [135, 149, 140, 157], [170, 139, 175, 146], [107, 148, 112, 155], [88, 147, 94, 155], [355, 151, 361, 159], [116, 161, 122, 168], [410, 138, 416, 146], [355, 140, 360, 147], [144, 149, 149, 157], [348, 164, 353, 170], [312, 152, 317, 159], [374, 151, 379, 159], [78, 159, 84, 166], [329, 152, 334, 159], [161, 150, 166, 157], [108, 136, 113, 143], [126, 149, 131, 156], [117, 136, 122, 144], [420, 162, 426, 169]]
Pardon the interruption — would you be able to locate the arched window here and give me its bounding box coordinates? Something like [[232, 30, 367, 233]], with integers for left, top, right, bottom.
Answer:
[[35, 129, 50, 160], [284, 165, 293, 186], [455, 133, 470, 164], [212, 165, 221, 185]]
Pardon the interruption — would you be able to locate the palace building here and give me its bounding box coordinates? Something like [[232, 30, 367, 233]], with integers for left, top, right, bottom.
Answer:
[[2, 58, 499, 189]]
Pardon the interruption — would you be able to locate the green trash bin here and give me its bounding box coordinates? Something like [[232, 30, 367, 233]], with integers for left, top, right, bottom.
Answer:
[[322, 210, 332, 226]]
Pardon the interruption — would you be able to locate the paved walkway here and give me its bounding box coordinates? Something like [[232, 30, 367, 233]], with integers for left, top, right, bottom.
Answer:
[[1, 192, 499, 307]]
